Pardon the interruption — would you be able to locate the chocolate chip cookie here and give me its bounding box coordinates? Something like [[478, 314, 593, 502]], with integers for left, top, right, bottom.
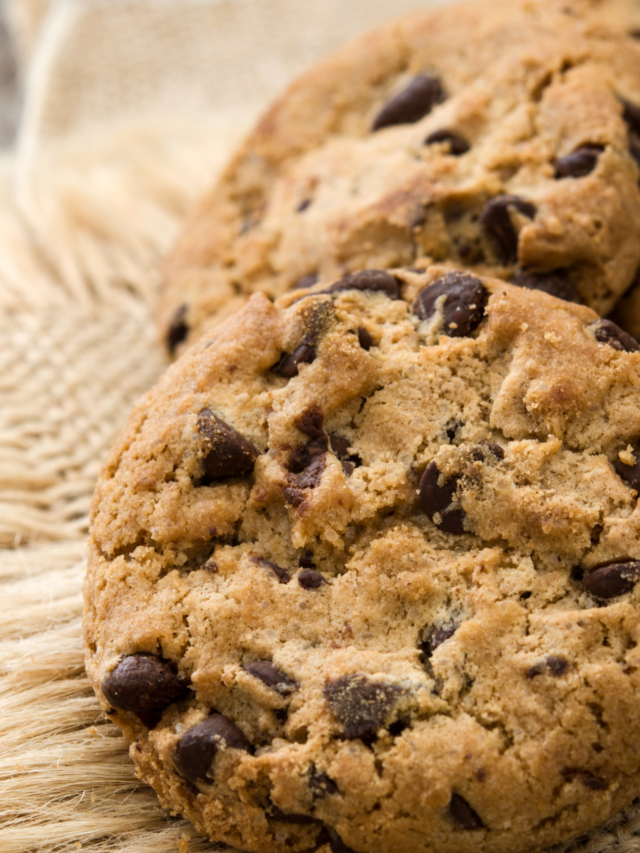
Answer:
[[86, 265, 640, 853], [158, 0, 640, 355]]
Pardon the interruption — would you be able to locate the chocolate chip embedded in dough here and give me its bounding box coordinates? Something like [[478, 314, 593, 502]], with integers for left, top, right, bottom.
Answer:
[[295, 405, 325, 439], [554, 146, 603, 179], [526, 656, 568, 678], [422, 623, 458, 657], [166, 304, 189, 355], [309, 766, 339, 799], [298, 551, 316, 568], [174, 713, 250, 785], [447, 793, 484, 830], [272, 343, 316, 378], [294, 273, 319, 290], [615, 446, 640, 491], [510, 269, 582, 304], [357, 327, 373, 351], [592, 319, 640, 353], [583, 560, 640, 599], [324, 674, 404, 740], [480, 194, 537, 264], [470, 443, 505, 462], [102, 654, 188, 727], [372, 73, 445, 131], [413, 272, 487, 337], [419, 461, 466, 534], [320, 269, 400, 300], [295, 454, 327, 489], [197, 409, 259, 482], [251, 555, 290, 584], [425, 129, 470, 155], [298, 568, 328, 589], [245, 661, 297, 695]]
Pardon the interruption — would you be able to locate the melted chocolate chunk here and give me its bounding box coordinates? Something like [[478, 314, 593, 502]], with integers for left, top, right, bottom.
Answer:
[[554, 145, 603, 179], [295, 405, 324, 438], [273, 343, 316, 378], [525, 656, 569, 678], [593, 320, 640, 353], [166, 304, 189, 355], [480, 195, 537, 264], [422, 623, 458, 657], [320, 269, 400, 300], [296, 454, 327, 489], [283, 486, 305, 507], [615, 446, 640, 491], [102, 654, 188, 727], [372, 73, 445, 131], [510, 269, 582, 303], [245, 661, 297, 695], [324, 674, 404, 740], [174, 713, 250, 785], [413, 272, 487, 337], [251, 555, 290, 584], [583, 560, 640, 599], [329, 433, 360, 475], [298, 568, 328, 589], [448, 793, 485, 830], [197, 409, 259, 482], [309, 766, 339, 798], [419, 461, 466, 534], [425, 129, 470, 155], [357, 327, 373, 350]]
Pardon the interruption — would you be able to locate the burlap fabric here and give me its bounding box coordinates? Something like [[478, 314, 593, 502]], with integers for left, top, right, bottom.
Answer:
[[1, 1, 639, 851]]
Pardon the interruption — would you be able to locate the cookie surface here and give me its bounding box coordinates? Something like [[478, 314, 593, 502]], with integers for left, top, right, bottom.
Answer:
[[158, 0, 640, 354], [86, 265, 640, 853]]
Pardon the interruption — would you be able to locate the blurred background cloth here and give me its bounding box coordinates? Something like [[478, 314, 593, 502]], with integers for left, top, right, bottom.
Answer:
[[0, 2, 639, 852]]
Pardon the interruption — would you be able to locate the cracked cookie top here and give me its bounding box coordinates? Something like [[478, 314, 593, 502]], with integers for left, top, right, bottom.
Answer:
[[86, 265, 640, 853], [157, 0, 640, 355]]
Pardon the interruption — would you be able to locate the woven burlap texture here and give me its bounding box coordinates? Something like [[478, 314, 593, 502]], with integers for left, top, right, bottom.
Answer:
[[1, 1, 639, 851]]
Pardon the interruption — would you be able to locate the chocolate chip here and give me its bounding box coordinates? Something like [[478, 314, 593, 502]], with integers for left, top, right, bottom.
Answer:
[[583, 560, 640, 599], [510, 269, 582, 303], [480, 194, 537, 264], [526, 656, 568, 678], [297, 198, 312, 212], [320, 269, 400, 300], [615, 446, 640, 491], [419, 461, 466, 534], [288, 437, 328, 474], [630, 134, 640, 168], [299, 551, 316, 568], [593, 319, 640, 353], [298, 568, 328, 589], [174, 713, 250, 785], [329, 433, 351, 459], [294, 273, 319, 290], [102, 654, 188, 727], [470, 443, 504, 462], [251, 555, 290, 584], [295, 405, 324, 439], [448, 793, 484, 830], [422, 623, 458, 657], [546, 656, 569, 676], [309, 766, 339, 798], [296, 453, 327, 489], [413, 272, 487, 337], [357, 327, 373, 350], [283, 486, 305, 507], [372, 73, 445, 131], [272, 343, 316, 378], [561, 767, 607, 790], [245, 661, 297, 695], [425, 129, 470, 155], [166, 304, 189, 355], [621, 97, 640, 135], [324, 674, 404, 740], [197, 409, 259, 482], [554, 146, 603, 179]]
